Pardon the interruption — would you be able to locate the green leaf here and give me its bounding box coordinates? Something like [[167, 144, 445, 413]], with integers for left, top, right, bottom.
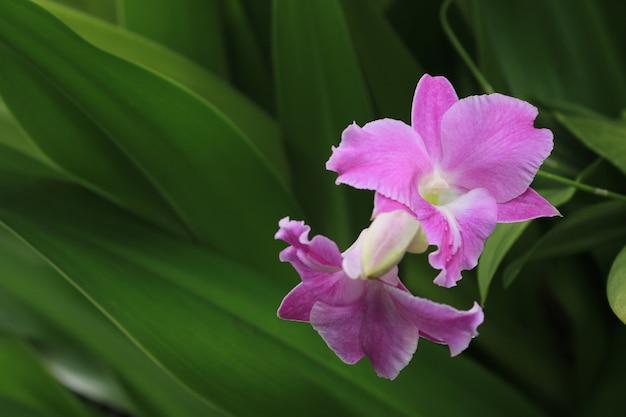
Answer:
[[503, 201, 626, 288], [472, 0, 626, 114], [0, 44, 191, 239], [0, 339, 93, 417], [0, 396, 53, 417], [477, 187, 572, 303], [579, 327, 626, 416], [607, 244, 626, 323], [0, 99, 50, 165], [0, 226, 227, 417], [221, 0, 274, 111], [119, 0, 229, 77], [33, 0, 290, 182], [556, 112, 626, 176], [273, 0, 375, 246], [46, 0, 117, 22], [0, 0, 300, 275], [0, 171, 548, 417], [339, 0, 425, 119]]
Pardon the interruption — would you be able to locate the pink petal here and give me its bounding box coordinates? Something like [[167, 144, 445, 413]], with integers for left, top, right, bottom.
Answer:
[[411, 74, 459, 163], [397, 298, 484, 356], [439, 94, 553, 203], [497, 188, 561, 222], [326, 119, 432, 209], [310, 277, 420, 380], [420, 188, 497, 287], [277, 282, 320, 322], [276, 217, 343, 280], [372, 192, 414, 217]]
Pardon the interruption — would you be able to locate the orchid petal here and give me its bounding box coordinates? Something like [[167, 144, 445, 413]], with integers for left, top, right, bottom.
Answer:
[[310, 278, 420, 380], [398, 298, 484, 356], [419, 188, 497, 287], [276, 218, 484, 379], [277, 282, 320, 322], [372, 193, 414, 217], [327, 120, 432, 208], [276, 217, 343, 280], [411, 74, 459, 163], [439, 94, 553, 203], [497, 188, 561, 222]]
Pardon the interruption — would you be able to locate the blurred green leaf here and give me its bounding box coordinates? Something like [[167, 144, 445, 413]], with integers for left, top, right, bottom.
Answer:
[[0, 44, 191, 239], [478, 187, 572, 303], [0, 339, 94, 417], [47, 0, 117, 22], [579, 326, 626, 416], [0, 0, 300, 275], [273, 0, 375, 246], [339, 0, 424, 119], [0, 395, 64, 417], [34, 0, 290, 182], [0, 167, 548, 417], [120, 0, 229, 77], [545, 258, 611, 395], [0, 224, 227, 417], [222, 0, 274, 111], [471, 0, 626, 115], [0, 99, 50, 165], [556, 112, 626, 177], [503, 201, 626, 287], [607, 244, 626, 323]]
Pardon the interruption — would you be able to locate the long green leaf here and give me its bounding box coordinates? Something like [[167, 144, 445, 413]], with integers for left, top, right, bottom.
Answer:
[[477, 183, 583, 302], [0, 227, 228, 417], [607, 244, 626, 323], [0, 175, 548, 416], [556, 112, 626, 176], [503, 201, 626, 288], [119, 0, 229, 77], [0, 339, 94, 417], [221, 0, 274, 111], [34, 0, 290, 182], [339, 0, 424, 119], [0, 44, 190, 239], [0, 0, 300, 275], [471, 0, 626, 114], [274, 0, 375, 247]]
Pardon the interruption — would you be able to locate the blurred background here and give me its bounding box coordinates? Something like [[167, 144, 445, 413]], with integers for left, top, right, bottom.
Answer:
[[0, 0, 625, 416]]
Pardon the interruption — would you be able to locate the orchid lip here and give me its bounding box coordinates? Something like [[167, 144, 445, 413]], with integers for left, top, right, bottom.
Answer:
[[418, 172, 458, 206]]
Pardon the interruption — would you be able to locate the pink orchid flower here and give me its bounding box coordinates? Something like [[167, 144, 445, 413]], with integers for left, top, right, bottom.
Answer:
[[327, 74, 559, 287], [276, 216, 483, 380]]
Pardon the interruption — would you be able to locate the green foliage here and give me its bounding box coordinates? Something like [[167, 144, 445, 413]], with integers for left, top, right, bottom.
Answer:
[[0, 0, 625, 416]]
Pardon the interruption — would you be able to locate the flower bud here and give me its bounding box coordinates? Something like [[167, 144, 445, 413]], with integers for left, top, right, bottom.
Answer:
[[343, 211, 426, 279]]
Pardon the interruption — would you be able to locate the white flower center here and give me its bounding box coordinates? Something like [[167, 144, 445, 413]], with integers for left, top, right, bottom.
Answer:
[[418, 172, 457, 206]]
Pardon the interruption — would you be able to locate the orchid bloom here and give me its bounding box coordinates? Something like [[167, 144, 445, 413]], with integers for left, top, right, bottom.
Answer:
[[327, 74, 559, 287], [276, 216, 483, 380]]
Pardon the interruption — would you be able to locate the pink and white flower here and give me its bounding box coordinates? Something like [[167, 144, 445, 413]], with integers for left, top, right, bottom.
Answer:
[[276, 217, 483, 380], [327, 74, 559, 287]]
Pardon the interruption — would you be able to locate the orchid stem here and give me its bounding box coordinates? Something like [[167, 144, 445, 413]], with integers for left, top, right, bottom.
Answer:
[[536, 170, 626, 202], [440, 0, 494, 94]]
